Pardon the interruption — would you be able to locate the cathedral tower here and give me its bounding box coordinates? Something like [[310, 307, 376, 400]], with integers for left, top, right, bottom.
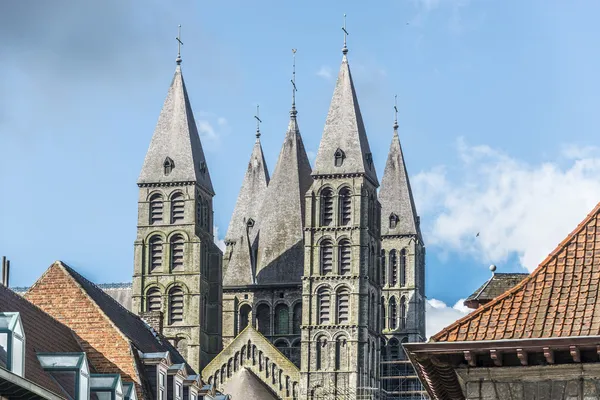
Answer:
[[132, 52, 223, 373], [301, 37, 382, 399]]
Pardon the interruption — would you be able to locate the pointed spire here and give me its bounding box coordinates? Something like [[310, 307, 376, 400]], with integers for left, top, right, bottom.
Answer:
[[255, 66, 313, 283], [312, 23, 378, 185], [138, 53, 214, 194], [223, 123, 270, 286], [379, 99, 421, 239]]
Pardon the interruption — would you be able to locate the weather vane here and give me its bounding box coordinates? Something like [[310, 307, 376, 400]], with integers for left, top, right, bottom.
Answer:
[[291, 49, 298, 108], [254, 105, 262, 138], [342, 14, 349, 54], [394, 94, 399, 130], [176, 25, 183, 65]]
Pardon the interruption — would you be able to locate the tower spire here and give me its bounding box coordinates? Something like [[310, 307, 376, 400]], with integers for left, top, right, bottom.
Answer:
[[291, 49, 298, 115], [394, 94, 399, 131], [175, 24, 183, 65], [254, 104, 262, 139], [342, 14, 349, 55]]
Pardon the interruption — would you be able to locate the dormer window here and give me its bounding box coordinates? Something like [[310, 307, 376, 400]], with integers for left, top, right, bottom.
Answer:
[[90, 373, 124, 400], [199, 161, 207, 174], [37, 353, 90, 400], [123, 382, 138, 400], [334, 149, 345, 167], [365, 152, 373, 169], [0, 312, 25, 377], [164, 157, 175, 176], [389, 213, 399, 229]]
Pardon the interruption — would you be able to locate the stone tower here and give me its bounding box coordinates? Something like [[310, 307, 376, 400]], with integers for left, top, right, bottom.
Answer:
[[132, 57, 223, 373], [301, 43, 382, 399], [221, 84, 313, 366], [378, 115, 426, 398]]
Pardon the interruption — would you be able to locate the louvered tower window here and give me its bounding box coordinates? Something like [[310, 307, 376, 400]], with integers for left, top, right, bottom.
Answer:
[[400, 249, 407, 287], [338, 240, 351, 275], [149, 194, 163, 224], [320, 189, 334, 226], [202, 200, 209, 228], [389, 297, 398, 330], [320, 240, 333, 275], [389, 250, 398, 286], [170, 235, 185, 271], [400, 297, 407, 330], [381, 250, 386, 285], [168, 287, 184, 324], [171, 193, 185, 223], [336, 288, 349, 323], [274, 304, 289, 335], [317, 288, 330, 324], [149, 235, 163, 273], [338, 187, 352, 226], [146, 288, 162, 312]]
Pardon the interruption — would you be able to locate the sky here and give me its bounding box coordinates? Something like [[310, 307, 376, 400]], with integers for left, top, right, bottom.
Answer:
[[3, 0, 600, 336]]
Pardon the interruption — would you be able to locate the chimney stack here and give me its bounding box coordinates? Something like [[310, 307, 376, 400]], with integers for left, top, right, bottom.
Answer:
[[1, 257, 9, 287]]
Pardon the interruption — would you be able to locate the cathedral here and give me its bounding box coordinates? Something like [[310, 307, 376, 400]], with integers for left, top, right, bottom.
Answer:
[[123, 31, 425, 399]]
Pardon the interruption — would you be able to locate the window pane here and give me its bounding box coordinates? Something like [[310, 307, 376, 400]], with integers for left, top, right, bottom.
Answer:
[[49, 370, 77, 399], [91, 391, 112, 400], [12, 336, 23, 376], [38, 354, 82, 368], [0, 333, 8, 369]]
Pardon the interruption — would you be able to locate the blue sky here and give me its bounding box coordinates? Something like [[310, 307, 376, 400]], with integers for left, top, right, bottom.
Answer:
[[3, 0, 600, 333]]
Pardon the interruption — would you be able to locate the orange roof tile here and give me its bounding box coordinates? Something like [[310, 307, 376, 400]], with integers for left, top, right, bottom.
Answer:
[[432, 201, 600, 342]]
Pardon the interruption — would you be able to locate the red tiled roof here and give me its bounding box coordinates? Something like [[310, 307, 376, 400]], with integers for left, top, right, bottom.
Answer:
[[432, 201, 600, 342], [0, 284, 83, 397]]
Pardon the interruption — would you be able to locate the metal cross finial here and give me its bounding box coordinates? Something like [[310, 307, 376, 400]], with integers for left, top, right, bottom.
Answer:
[[254, 104, 262, 139], [342, 14, 349, 55], [291, 49, 298, 110], [394, 94, 399, 131], [176, 25, 183, 65]]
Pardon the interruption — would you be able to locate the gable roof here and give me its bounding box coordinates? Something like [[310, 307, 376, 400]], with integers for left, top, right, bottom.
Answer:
[[463, 272, 529, 309], [0, 284, 83, 397], [220, 368, 278, 400], [312, 53, 378, 185], [432, 201, 600, 342], [138, 64, 214, 194]]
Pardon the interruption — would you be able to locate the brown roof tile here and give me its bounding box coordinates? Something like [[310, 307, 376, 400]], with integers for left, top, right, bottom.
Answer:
[[432, 201, 600, 342]]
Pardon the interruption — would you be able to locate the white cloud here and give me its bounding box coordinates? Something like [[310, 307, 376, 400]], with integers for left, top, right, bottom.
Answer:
[[196, 112, 229, 150], [426, 298, 470, 338], [413, 139, 600, 271], [316, 66, 333, 80], [213, 225, 226, 252]]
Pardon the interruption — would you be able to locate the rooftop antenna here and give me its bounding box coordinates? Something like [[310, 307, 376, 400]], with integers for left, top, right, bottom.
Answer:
[[394, 94, 399, 131], [175, 24, 183, 65], [342, 14, 349, 55], [291, 49, 298, 115], [254, 105, 262, 139]]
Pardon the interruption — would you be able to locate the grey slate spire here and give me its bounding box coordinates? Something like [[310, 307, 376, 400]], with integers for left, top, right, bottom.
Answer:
[[379, 117, 422, 239], [312, 51, 378, 185], [138, 64, 214, 194], [223, 132, 270, 286], [254, 104, 313, 284]]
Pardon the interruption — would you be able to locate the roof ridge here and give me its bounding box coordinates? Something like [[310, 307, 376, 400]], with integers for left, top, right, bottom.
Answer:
[[431, 200, 600, 342]]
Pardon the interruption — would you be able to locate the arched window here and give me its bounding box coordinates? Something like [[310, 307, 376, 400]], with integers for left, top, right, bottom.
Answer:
[[275, 304, 289, 335], [338, 187, 352, 226], [292, 303, 302, 334], [388, 297, 397, 330], [370, 292, 375, 328], [316, 337, 327, 370], [202, 200, 209, 228], [317, 288, 330, 324], [389, 213, 399, 229], [369, 245, 375, 279], [389, 250, 398, 286], [239, 304, 251, 332], [381, 250, 386, 285], [168, 287, 184, 324], [380, 297, 386, 330], [170, 235, 185, 271], [146, 288, 161, 312], [149, 235, 163, 273], [338, 239, 351, 275], [334, 148, 345, 167], [336, 288, 349, 324], [171, 193, 185, 223], [256, 304, 271, 336], [149, 194, 163, 224], [380, 338, 388, 362], [389, 338, 400, 360], [335, 337, 347, 370], [400, 297, 407, 330], [320, 189, 334, 226], [400, 249, 407, 287], [320, 240, 333, 275]]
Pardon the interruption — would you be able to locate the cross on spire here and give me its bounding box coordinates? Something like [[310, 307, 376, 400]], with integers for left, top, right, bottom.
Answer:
[[291, 49, 298, 114], [254, 104, 262, 139], [176, 25, 183, 65], [394, 94, 399, 131], [342, 14, 349, 55]]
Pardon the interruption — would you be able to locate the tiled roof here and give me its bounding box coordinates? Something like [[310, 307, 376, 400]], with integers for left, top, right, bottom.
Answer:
[[59, 263, 193, 373], [463, 272, 529, 309], [0, 284, 83, 397], [432, 201, 600, 342]]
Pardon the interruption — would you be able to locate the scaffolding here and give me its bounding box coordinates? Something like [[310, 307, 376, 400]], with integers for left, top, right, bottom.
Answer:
[[380, 355, 428, 400]]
